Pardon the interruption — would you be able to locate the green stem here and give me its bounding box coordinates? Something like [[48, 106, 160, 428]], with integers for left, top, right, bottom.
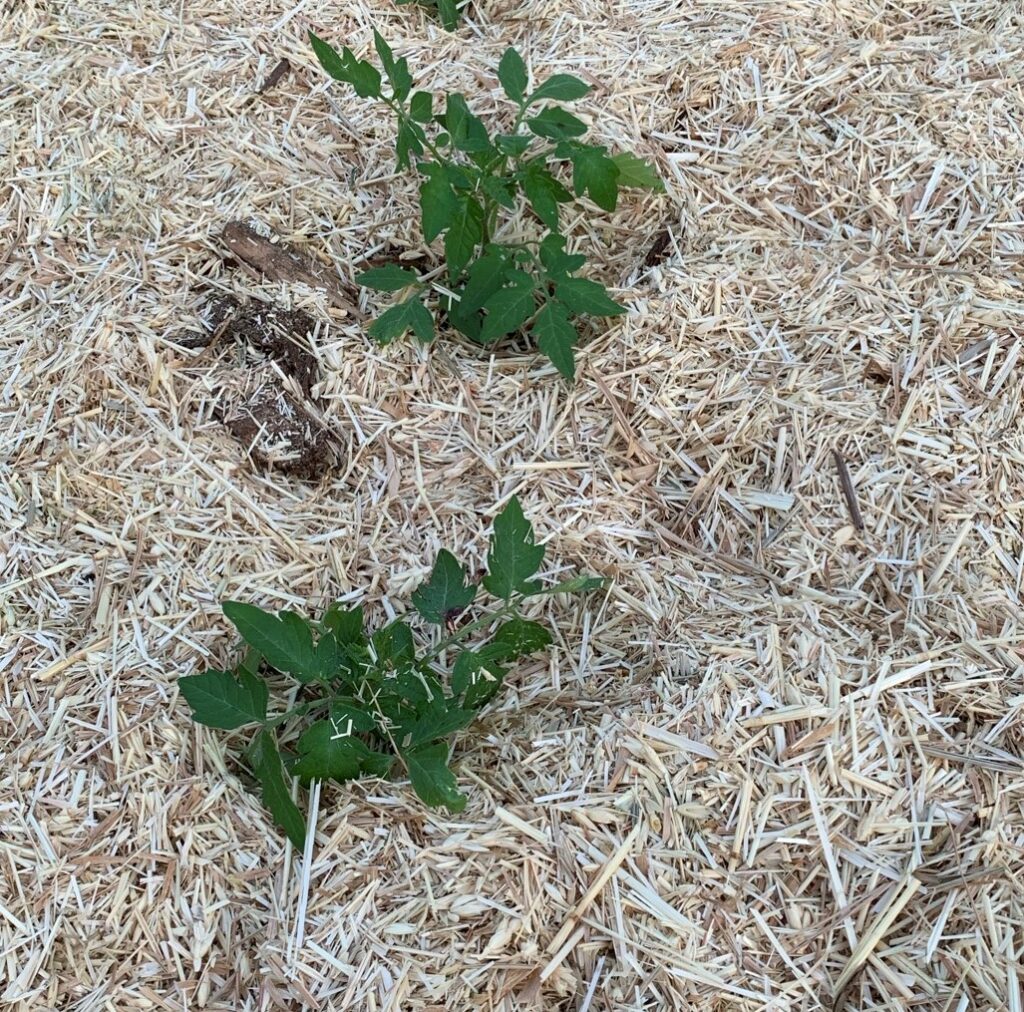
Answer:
[[265, 697, 329, 730], [421, 601, 518, 663], [385, 96, 446, 165]]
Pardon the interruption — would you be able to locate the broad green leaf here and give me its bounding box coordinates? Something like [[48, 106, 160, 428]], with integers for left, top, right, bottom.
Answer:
[[446, 247, 516, 339], [368, 298, 434, 345], [372, 620, 416, 670], [480, 174, 516, 210], [411, 549, 478, 624], [405, 703, 476, 747], [479, 279, 537, 344], [330, 697, 378, 733], [373, 31, 413, 102], [179, 668, 267, 730], [533, 300, 579, 380], [314, 631, 344, 679], [492, 617, 553, 657], [362, 750, 395, 777], [308, 31, 381, 99], [292, 719, 385, 784], [452, 646, 507, 707], [444, 195, 485, 278], [483, 496, 545, 599], [611, 152, 664, 191], [521, 163, 572, 231], [569, 145, 621, 211], [531, 574, 608, 596], [393, 668, 444, 707], [527, 73, 591, 105], [420, 162, 457, 243], [538, 234, 587, 277], [248, 729, 306, 849], [496, 134, 531, 157], [322, 603, 365, 644], [498, 47, 528, 103], [410, 90, 433, 122], [527, 107, 587, 140], [402, 742, 466, 811], [222, 601, 318, 683], [556, 277, 625, 317], [356, 264, 421, 292]]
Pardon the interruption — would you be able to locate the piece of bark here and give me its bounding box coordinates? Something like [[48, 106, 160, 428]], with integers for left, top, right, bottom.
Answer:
[[221, 221, 364, 318], [258, 58, 291, 94]]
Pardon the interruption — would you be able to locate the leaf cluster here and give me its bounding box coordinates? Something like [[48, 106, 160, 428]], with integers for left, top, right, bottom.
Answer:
[[179, 497, 604, 847], [309, 32, 663, 380]]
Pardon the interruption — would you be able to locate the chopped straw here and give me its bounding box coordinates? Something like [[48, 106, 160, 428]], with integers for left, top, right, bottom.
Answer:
[[3, 0, 1024, 1008]]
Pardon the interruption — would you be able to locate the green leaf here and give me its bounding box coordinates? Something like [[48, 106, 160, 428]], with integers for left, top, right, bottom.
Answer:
[[521, 163, 572, 231], [479, 278, 537, 344], [356, 264, 421, 292], [179, 668, 268, 730], [445, 94, 471, 149], [533, 300, 579, 380], [452, 646, 507, 708], [496, 134, 531, 157], [483, 496, 545, 599], [493, 617, 553, 656], [368, 298, 434, 345], [412, 549, 478, 624], [402, 742, 466, 811], [330, 697, 378, 733], [437, 0, 459, 30], [308, 31, 351, 83], [396, 120, 424, 171], [372, 620, 416, 670], [322, 603, 365, 644], [498, 47, 528, 103], [446, 246, 516, 340], [527, 73, 591, 105], [610, 152, 664, 191], [569, 145, 621, 211], [444, 195, 485, 278], [362, 750, 395, 778], [555, 277, 625, 317], [420, 162, 457, 243], [248, 729, 306, 849], [539, 234, 586, 277], [404, 702, 476, 747], [222, 601, 318, 683], [292, 719, 385, 785], [410, 90, 433, 122], [527, 107, 587, 140], [373, 31, 413, 102], [531, 574, 608, 596], [394, 668, 443, 707], [308, 31, 381, 99], [452, 106, 493, 155], [480, 174, 516, 210]]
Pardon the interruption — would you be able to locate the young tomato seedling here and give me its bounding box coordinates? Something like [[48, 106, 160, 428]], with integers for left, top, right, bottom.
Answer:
[[309, 31, 663, 380], [179, 497, 605, 848]]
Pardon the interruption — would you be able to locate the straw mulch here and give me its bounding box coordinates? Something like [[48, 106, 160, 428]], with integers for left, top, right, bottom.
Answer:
[[3, 0, 1024, 1008]]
